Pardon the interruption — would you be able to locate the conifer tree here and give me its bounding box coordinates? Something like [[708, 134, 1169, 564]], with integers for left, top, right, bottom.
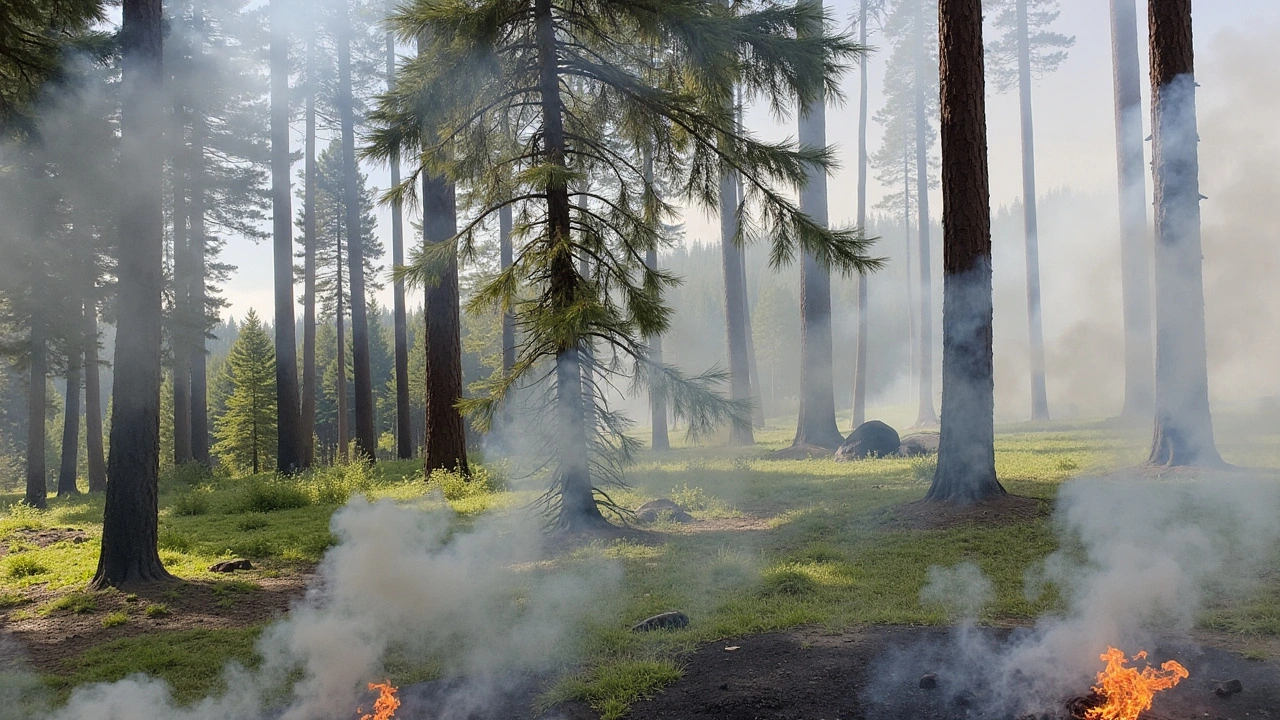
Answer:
[[213, 310, 278, 474], [371, 0, 877, 529]]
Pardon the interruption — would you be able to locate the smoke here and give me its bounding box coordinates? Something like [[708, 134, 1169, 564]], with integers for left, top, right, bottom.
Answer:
[[43, 498, 618, 720], [870, 471, 1280, 716]]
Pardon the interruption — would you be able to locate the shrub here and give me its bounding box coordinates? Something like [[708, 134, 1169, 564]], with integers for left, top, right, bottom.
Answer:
[[909, 456, 938, 484], [145, 604, 171, 618], [302, 460, 378, 505], [227, 536, 274, 558], [760, 566, 818, 597], [160, 462, 213, 491], [228, 479, 310, 514], [427, 465, 498, 501], [158, 529, 193, 553], [6, 555, 47, 579], [171, 492, 210, 517], [101, 611, 129, 628]]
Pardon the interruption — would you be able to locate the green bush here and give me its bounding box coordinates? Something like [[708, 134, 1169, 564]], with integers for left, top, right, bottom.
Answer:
[[302, 460, 378, 505], [171, 492, 210, 517], [158, 529, 193, 553], [227, 536, 274, 558], [227, 479, 311, 514], [909, 456, 938, 484], [6, 555, 48, 578], [160, 462, 213, 491], [427, 465, 499, 501], [145, 603, 171, 618], [759, 566, 818, 597]]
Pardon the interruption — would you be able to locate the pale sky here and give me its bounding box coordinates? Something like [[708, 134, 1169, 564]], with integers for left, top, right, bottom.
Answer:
[[219, 0, 1280, 320]]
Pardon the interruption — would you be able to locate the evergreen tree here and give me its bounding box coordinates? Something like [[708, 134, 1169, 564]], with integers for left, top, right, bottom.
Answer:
[[371, 0, 876, 529], [985, 0, 1073, 421], [213, 310, 278, 473], [0, 0, 107, 131]]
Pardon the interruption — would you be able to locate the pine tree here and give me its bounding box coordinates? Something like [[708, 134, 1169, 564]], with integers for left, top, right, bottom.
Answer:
[[213, 310, 278, 474], [371, 0, 876, 529], [985, 0, 1073, 421], [0, 0, 107, 131]]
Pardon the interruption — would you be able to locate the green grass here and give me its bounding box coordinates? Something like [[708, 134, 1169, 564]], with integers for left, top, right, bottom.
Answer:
[[4, 418, 1279, 716], [100, 611, 129, 628]]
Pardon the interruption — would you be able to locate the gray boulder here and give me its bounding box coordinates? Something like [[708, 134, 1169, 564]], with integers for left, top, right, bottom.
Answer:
[[898, 432, 940, 456], [631, 611, 690, 632], [835, 420, 901, 461], [635, 499, 693, 523]]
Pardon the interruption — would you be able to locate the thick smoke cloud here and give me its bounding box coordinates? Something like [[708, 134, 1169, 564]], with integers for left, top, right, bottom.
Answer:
[[41, 498, 618, 720]]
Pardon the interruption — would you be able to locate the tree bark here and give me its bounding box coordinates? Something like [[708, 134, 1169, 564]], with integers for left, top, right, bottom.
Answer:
[[421, 172, 469, 474], [57, 353, 81, 496], [719, 148, 754, 446], [388, 29, 412, 461], [338, 0, 377, 462], [535, 0, 609, 530], [1016, 0, 1049, 421], [1111, 0, 1154, 419], [793, 77, 843, 450], [301, 30, 318, 465], [1145, 0, 1221, 467], [644, 147, 670, 451], [736, 95, 765, 430], [912, 0, 938, 428], [271, 0, 303, 473], [189, 88, 210, 467], [25, 319, 47, 509], [171, 101, 193, 465], [93, 0, 174, 586], [852, 0, 870, 428], [336, 223, 349, 461], [926, 0, 1006, 505], [84, 297, 107, 492]]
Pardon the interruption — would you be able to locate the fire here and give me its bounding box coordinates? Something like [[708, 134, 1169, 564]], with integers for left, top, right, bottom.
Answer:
[[1085, 647, 1188, 720], [358, 681, 401, 720]]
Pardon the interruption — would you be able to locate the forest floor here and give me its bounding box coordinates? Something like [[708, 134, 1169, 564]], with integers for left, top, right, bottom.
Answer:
[[1, 413, 1279, 717]]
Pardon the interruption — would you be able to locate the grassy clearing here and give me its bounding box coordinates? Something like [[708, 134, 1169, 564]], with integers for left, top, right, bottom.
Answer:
[[4, 417, 1279, 716]]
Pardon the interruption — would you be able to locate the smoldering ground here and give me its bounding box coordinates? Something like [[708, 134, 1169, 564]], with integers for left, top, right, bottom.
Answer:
[[865, 471, 1280, 717], [14, 497, 619, 720]]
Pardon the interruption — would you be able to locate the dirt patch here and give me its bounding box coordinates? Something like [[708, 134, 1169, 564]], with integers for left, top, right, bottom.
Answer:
[[0, 570, 311, 672], [0, 528, 92, 556], [885, 494, 1047, 531]]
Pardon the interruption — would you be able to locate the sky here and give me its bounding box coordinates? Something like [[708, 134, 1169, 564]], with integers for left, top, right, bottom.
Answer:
[[217, 0, 1280, 323]]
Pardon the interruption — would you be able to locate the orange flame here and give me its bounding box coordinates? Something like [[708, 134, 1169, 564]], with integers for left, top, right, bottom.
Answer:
[[1085, 647, 1188, 720], [358, 682, 400, 720]]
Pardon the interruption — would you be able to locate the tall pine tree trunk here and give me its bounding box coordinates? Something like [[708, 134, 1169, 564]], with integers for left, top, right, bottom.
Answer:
[[735, 95, 765, 430], [421, 173, 469, 474], [93, 0, 174, 586], [336, 226, 349, 461], [189, 95, 210, 467], [1145, 0, 1221, 467], [25, 318, 47, 509], [1016, 0, 1049, 421], [794, 39, 843, 451], [171, 106, 193, 465], [301, 31, 318, 465], [535, 0, 608, 530], [84, 296, 107, 492], [926, 0, 1006, 504], [271, 0, 303, 472], [338, 1, 377, 461], [852, 0, 870, 428], [388, 29, 412, 461], [644, 147, 670, 451], [719, 154, 754, 446], [1111, 0, 1154, 419], [58, 355, 81, 496], [912, 0, 938, 428]]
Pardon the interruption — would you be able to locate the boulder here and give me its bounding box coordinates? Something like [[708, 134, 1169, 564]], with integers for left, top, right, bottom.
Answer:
[[898, 432, 941, 456], [631, 611, 690, 633], [835, 421, 901, 461], [635, 499, 693, 524], [209, 559, 253, 573]]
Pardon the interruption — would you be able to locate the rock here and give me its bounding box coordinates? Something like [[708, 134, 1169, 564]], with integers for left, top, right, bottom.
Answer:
[[635, 499, 693, 524], [631, 611, 690, 633], [209, 559, 253, 573], [898, 432, 940, 456], [835, 421, 901, 461], [919, 673, 938, 689], [1214, 679, 1243, 696]]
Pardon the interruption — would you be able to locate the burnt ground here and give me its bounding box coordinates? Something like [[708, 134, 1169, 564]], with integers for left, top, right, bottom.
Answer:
[[386, 626, 1280, 720]]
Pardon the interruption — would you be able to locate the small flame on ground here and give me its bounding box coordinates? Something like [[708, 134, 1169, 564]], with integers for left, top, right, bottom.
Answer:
[[1085, 646, 1188, 720], [357, 681, 401, 720]]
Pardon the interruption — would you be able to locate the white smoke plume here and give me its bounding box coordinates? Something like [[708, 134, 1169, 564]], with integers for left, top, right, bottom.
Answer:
[[43, 498, 619, 720]]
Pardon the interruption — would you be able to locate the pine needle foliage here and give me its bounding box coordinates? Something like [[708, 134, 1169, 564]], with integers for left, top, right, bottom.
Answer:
[[212, 309, 278, 474], [367, 0, 881, 530]]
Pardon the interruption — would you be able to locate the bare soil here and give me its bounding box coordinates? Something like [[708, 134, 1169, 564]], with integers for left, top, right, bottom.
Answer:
[[885, 494, 1048, 531], [389, 626, 1280, 720]]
